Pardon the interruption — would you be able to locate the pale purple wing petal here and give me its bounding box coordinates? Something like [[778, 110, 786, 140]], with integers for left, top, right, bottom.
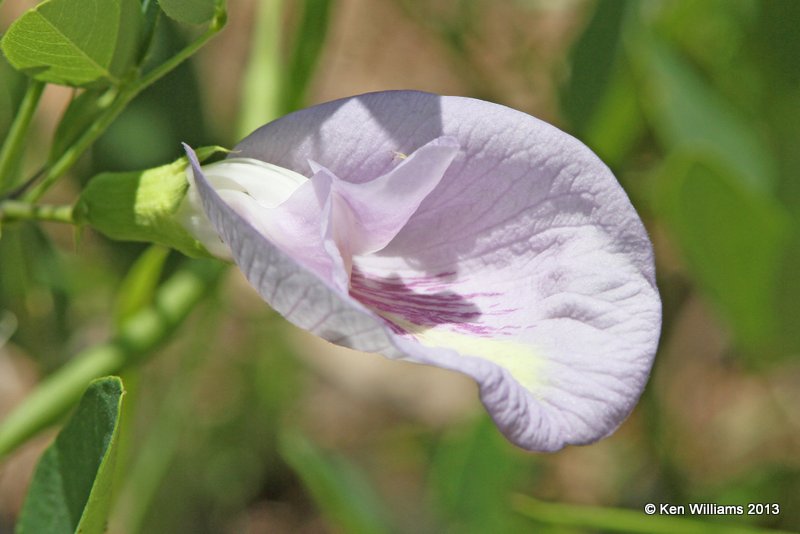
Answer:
[[323, 136, 459, 255], [213, 173, 346, 289]]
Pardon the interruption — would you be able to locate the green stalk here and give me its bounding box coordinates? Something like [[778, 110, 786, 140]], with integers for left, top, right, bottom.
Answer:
[[0, 80, 45, 192], [0, 259, 226, 461], [135, 4, 228, 103], [237, 0, 284, 138], [23, 5, 228, 203], [0, 200, 74, 224]]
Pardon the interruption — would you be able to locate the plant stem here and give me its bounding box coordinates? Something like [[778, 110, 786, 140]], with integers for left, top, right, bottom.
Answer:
[[0, 200, 74, 224], [0, 80, 45, 193], [22, 6, 228, 203], [237, 0, 284, 138], [0, 259, 226, 461]]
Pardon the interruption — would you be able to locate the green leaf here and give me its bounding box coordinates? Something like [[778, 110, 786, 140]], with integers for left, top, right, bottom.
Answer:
[[635, 37, 777, 193], [0, 53, 28, 137], [138, 0, 163, 64], [16, 376, 126, 534], [654, 152, 791, 353], [562, 0, 630, 134], [279, 431, 394, 534], [158, 0, 217, 25], [0, 0, 143, 87]]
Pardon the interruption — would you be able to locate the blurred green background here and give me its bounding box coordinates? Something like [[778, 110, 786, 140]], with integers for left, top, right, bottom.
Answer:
[[1, 0, 799, 532]]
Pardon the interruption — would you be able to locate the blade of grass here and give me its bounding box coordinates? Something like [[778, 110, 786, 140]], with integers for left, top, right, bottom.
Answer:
[[279, 431, 394, 534], [279, 0, 333, 113], [237, 0, 284, 137]]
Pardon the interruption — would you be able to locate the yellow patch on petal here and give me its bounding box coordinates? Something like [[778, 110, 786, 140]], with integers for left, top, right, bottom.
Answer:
[[382, 313, 542, 392]]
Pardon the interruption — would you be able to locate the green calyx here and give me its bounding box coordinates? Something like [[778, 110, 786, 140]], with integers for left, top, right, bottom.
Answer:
[[75, 146, 227, 258]]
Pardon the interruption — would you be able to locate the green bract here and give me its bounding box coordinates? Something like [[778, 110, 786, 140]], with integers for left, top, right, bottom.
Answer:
[[76, 147, 226, 258]]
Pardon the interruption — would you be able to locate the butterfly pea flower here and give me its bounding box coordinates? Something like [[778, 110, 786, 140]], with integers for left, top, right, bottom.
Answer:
[[179, 90, 661, 452]]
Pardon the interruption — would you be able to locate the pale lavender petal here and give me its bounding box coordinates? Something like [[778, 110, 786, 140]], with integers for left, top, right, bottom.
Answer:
[[190, 90, 661, 452], [185, 145, 393, 351], [212, 174, 347, 289], [207, 135, 459, 290], [318, 136, 459, 256]]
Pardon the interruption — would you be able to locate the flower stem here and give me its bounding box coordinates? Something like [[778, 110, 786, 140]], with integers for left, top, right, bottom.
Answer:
[[22, 85, 133, 203], [0, 259, 226, 461], [22, 5, 228, 203], [0, 200, 74, 224], [0, 80, 45, 193]]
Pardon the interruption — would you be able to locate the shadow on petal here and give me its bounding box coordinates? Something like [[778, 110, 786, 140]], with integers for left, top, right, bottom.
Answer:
[[238, 91, 444, 184]]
